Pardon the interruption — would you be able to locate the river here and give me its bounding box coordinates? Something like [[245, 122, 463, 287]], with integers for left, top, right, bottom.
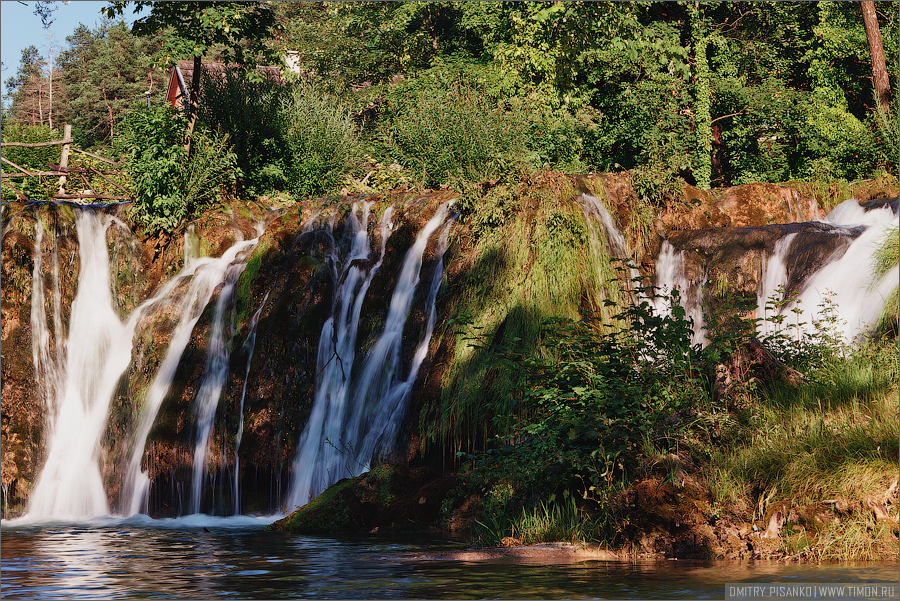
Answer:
[[2, 516, 897, 599]]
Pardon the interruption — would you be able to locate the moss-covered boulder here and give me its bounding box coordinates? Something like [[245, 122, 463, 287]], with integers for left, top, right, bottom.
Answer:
[[267, 464, 456, 534]]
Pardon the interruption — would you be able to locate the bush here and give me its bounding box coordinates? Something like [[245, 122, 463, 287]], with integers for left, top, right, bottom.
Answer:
[[381, 81, 532, 189], [468, 279, 704, 499], [117, 106, 237, 234], [198, 68, 292, 196], [0, 121, 62, 201], [280, 83, 361, 199]]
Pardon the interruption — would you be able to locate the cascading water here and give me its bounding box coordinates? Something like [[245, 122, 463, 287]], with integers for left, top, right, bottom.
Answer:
[[24, 208, 264, 519], [653, 241, 706, 346], [349, 206, 454, 473], [654, 198, 898, 346], [30, 220, 63, 417], [286, 203, 452, 510], [232, 292, 269, 516], [188, 262, 246, 514], [767, 199, 899, 343], [285, 202, 394, 508], [123, 234, 261, 516], [27, 212, 137, 517], [755, 233, 797, 335]]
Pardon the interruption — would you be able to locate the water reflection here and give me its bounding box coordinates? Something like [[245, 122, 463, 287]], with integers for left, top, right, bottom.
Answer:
[[2, 518, 897, 599]]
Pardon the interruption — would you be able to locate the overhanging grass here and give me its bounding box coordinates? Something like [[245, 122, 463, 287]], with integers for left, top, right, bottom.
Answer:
[[421, 180, 626, 457]]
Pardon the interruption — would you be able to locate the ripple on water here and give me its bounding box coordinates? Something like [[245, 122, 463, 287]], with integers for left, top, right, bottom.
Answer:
[[1, 523, 897, 599]]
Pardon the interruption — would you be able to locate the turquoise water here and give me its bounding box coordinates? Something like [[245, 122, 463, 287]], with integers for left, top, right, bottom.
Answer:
[[1, 516, 897, 599]]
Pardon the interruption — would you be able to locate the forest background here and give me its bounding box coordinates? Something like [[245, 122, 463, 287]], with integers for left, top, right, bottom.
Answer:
[[2, 1, 897, 226]]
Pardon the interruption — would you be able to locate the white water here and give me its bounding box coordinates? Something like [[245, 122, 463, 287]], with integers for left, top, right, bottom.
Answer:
[[286, 203, 452, 510], [353, 208, 454, 471], [124, 235, 261, 516], [653, 241, 706, 346], [30, 221, 63, 419], [788, 200, 898, 343], [285, 202, 394, 508], [28, 213, 128, 517], [188, 264, 244, 514], [25, 210, 264, 519], [655, 198, 898, 346], [233, 293, 269, 516], [581, 194, 629, 258], [755, 234, 797, 336]]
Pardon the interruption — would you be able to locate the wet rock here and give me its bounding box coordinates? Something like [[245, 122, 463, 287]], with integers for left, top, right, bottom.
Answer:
[[268, 464, 456, 534]]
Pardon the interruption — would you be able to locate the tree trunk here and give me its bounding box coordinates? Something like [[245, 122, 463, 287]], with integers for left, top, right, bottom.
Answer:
[[185, 54, 202, 156], [690, 2, 712, 190], [861, 1, 891, 113]]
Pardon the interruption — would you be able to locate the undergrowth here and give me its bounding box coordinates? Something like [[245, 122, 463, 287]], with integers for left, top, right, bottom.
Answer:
[[449, 260, 898, 555]]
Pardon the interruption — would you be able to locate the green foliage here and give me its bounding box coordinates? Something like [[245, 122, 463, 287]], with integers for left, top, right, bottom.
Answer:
[[473, 488, 600, 547], [0, 122, 61, 201], [105, 1, 280, 71], [280, 83, 361, 199], [381, 80, 531, 189], [3, 45, 49, 126], [117, 106, 236, 234], [421, 188, 623, 458], [629, 134, 688, 207], [871, 224, 900, 336], [469, 279, 703, 498], [197, 68, 291, 195], [711, 337, 899, 513]]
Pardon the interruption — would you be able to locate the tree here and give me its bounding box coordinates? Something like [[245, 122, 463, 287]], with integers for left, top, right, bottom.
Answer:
[[861, 1, 892, 113], [4, 46, 50, 125], [104, 1, 280, 155], [57, 19, 164, 148]]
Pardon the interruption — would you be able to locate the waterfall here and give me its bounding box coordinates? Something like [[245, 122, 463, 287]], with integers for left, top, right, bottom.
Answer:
[[30, 220, 63, 418], [788, 199, 898, 343], [233, 293, 269, 516], [286, 202, 452, 509], [123, 234, 261, 516], [755, 234, 797, 336], [24, 209, 264, 519], [28, 212, 133, 517], [188, 262, 243, 514], [285, 202, 394, 508], [653, 241, 706, 346], [654, 198, 898, 347], [351, 207, 454, 472]]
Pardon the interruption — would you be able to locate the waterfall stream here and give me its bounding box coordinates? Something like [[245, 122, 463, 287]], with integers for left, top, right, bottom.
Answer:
[[28, 212, 130, 517], [11, 192, 896, 521], [286, 203, 452, 510], [656, 198, 898, 346], [123, 235, 261, 516]]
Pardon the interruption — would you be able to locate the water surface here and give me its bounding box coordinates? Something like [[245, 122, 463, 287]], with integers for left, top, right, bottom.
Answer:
[[2, 516, 897, 599]]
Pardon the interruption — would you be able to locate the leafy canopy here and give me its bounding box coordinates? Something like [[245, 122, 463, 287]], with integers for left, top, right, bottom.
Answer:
[[103, 1, 281, 71]]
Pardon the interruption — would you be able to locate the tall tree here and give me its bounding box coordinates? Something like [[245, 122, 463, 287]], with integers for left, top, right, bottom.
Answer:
[[860, 1, 892, 113], [57, 19, 164, 147], [104, 1, 280, 155], [5, 46, 49, 125]]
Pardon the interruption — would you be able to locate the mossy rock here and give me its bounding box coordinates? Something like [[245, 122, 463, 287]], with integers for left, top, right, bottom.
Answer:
[[267, 464, 454, 534]]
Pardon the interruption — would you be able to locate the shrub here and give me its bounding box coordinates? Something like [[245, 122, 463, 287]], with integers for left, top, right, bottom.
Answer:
[[117, 106, 237, 234], [280, 83, 361, 199], [198, 68, 292, 196], [468, 279, 704, 499], [382, 81, 532, 189]]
